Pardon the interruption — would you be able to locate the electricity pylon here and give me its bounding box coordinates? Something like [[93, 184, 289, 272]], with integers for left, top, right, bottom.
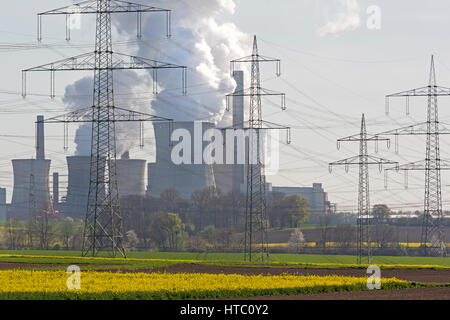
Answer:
[[23, 0, 186, 257], [329, 114, 397, 264], [380, 56, 450, 257], [226, 36, 290, 262]]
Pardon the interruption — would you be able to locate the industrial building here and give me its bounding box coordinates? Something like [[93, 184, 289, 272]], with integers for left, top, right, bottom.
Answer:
[[272, 183, 331, 215], [147, 71, 246, 199], [147, 121, 217, 199]]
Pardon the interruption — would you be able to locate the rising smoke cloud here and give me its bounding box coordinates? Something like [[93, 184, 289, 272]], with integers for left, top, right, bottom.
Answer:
[[317, 0, 361, 36], [63, 0, 251, 156]]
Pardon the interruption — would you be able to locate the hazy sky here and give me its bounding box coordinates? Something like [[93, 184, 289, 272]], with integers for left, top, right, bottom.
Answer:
[[1, 0, 450, 212]]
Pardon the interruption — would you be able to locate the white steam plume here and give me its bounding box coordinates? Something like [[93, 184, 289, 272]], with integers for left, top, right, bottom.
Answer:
[[63, 0, 251, 156], [318, 0, 361, 36]]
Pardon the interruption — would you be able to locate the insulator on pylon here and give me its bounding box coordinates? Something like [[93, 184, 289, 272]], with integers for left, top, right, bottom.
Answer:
[[395, 163, 400, 172], [137, 10, 142, 39], [395, 133, 399, 154], [385, 97, 390, 116], [384, 170, 388, 189], [182, 67, 187, 95], [286, 128, 291, 144], [152, 69, 158, 94], [50, 69, 55, 99], [63, 122, 68, 151], [345, 163, 349, 173], [65, 14, 71, 41], [386, 139, 391, 149], [375, 138, 379, 153], [139, 120, 145, 149], [337, 140, 340, 150], [328, 164, 332, 173], [276, 60, 281, 77], [379, 162, 383, 173], [404, 170, 408, 189], [21, 71, 26, 98], [281, 94, 286, 110], [406, 96, 410, 115], [226, 95, 231, 111], [166, 11, 171, 38], [37, 15, 42, 42]]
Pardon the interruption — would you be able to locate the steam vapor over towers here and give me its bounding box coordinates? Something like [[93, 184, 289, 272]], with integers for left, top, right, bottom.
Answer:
[[330, 114, 397, 264], [381, 56, 450, 257], [23, 0, 187, 257], [226, 36, 290, 262]]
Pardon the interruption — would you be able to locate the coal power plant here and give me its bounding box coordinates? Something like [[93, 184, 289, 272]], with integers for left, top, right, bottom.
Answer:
[[2, 70, 330, 221]]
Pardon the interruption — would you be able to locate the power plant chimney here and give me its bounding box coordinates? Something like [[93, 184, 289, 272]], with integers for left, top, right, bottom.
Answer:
[[232, 71, 245, 193], [36, 115, 45, 160], [53, 172, 59, 207], [232, 71, 244, 129]]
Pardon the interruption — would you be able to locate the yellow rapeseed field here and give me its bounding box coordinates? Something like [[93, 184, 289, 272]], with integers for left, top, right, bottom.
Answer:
[[0, 269, 411, 299]]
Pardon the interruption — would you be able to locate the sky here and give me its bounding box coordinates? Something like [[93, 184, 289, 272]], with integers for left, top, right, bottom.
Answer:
[[1, 0, 450, 212]]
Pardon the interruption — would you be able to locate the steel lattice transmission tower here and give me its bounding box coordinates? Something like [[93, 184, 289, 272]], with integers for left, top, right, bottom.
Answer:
[[226, 36, 290, 262], [330, 114, 397, 264], [22, 0, 187, 257], [381, 56, 450, 257]]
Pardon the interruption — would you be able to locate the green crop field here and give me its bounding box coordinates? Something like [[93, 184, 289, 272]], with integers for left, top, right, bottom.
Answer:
[[0, 250, 449, 269]]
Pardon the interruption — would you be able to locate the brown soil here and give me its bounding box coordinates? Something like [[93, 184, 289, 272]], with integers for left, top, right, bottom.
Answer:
[[239, 286, 450, 300]]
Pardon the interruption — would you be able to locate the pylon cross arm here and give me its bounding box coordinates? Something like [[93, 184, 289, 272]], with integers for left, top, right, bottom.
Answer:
[[374, 122, 450, 136], [23, 52, 186, 72], [387, 85, 450, 97], [226, 87, 286, 111], [38, 0, 169, 16], [22, 52, 187, 97], [37, 106, 172, 123], [330, 155, 397, 166], [385, 159, 450, 171]]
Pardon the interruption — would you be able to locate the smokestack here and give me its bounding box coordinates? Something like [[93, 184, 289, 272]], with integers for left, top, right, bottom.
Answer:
[[36, 115, 45, 160], [53, 172, 59, 206], [232, 71, 244, 128]]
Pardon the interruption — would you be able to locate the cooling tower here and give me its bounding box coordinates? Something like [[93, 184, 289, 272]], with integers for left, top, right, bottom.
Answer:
[[113, 158, 146, 198], [148, 121, 216, 199], [10, 159, 51, 220], [9, 115, 52, 220], [65, 156, 105, 219], [0, 188, 6, 221]]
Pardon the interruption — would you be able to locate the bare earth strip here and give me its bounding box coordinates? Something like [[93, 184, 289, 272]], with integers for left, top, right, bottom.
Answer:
[[238, 286, 450, 300]]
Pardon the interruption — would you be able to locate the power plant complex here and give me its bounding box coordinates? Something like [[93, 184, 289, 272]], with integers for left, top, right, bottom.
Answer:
[[2, 72, 330, 221]]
